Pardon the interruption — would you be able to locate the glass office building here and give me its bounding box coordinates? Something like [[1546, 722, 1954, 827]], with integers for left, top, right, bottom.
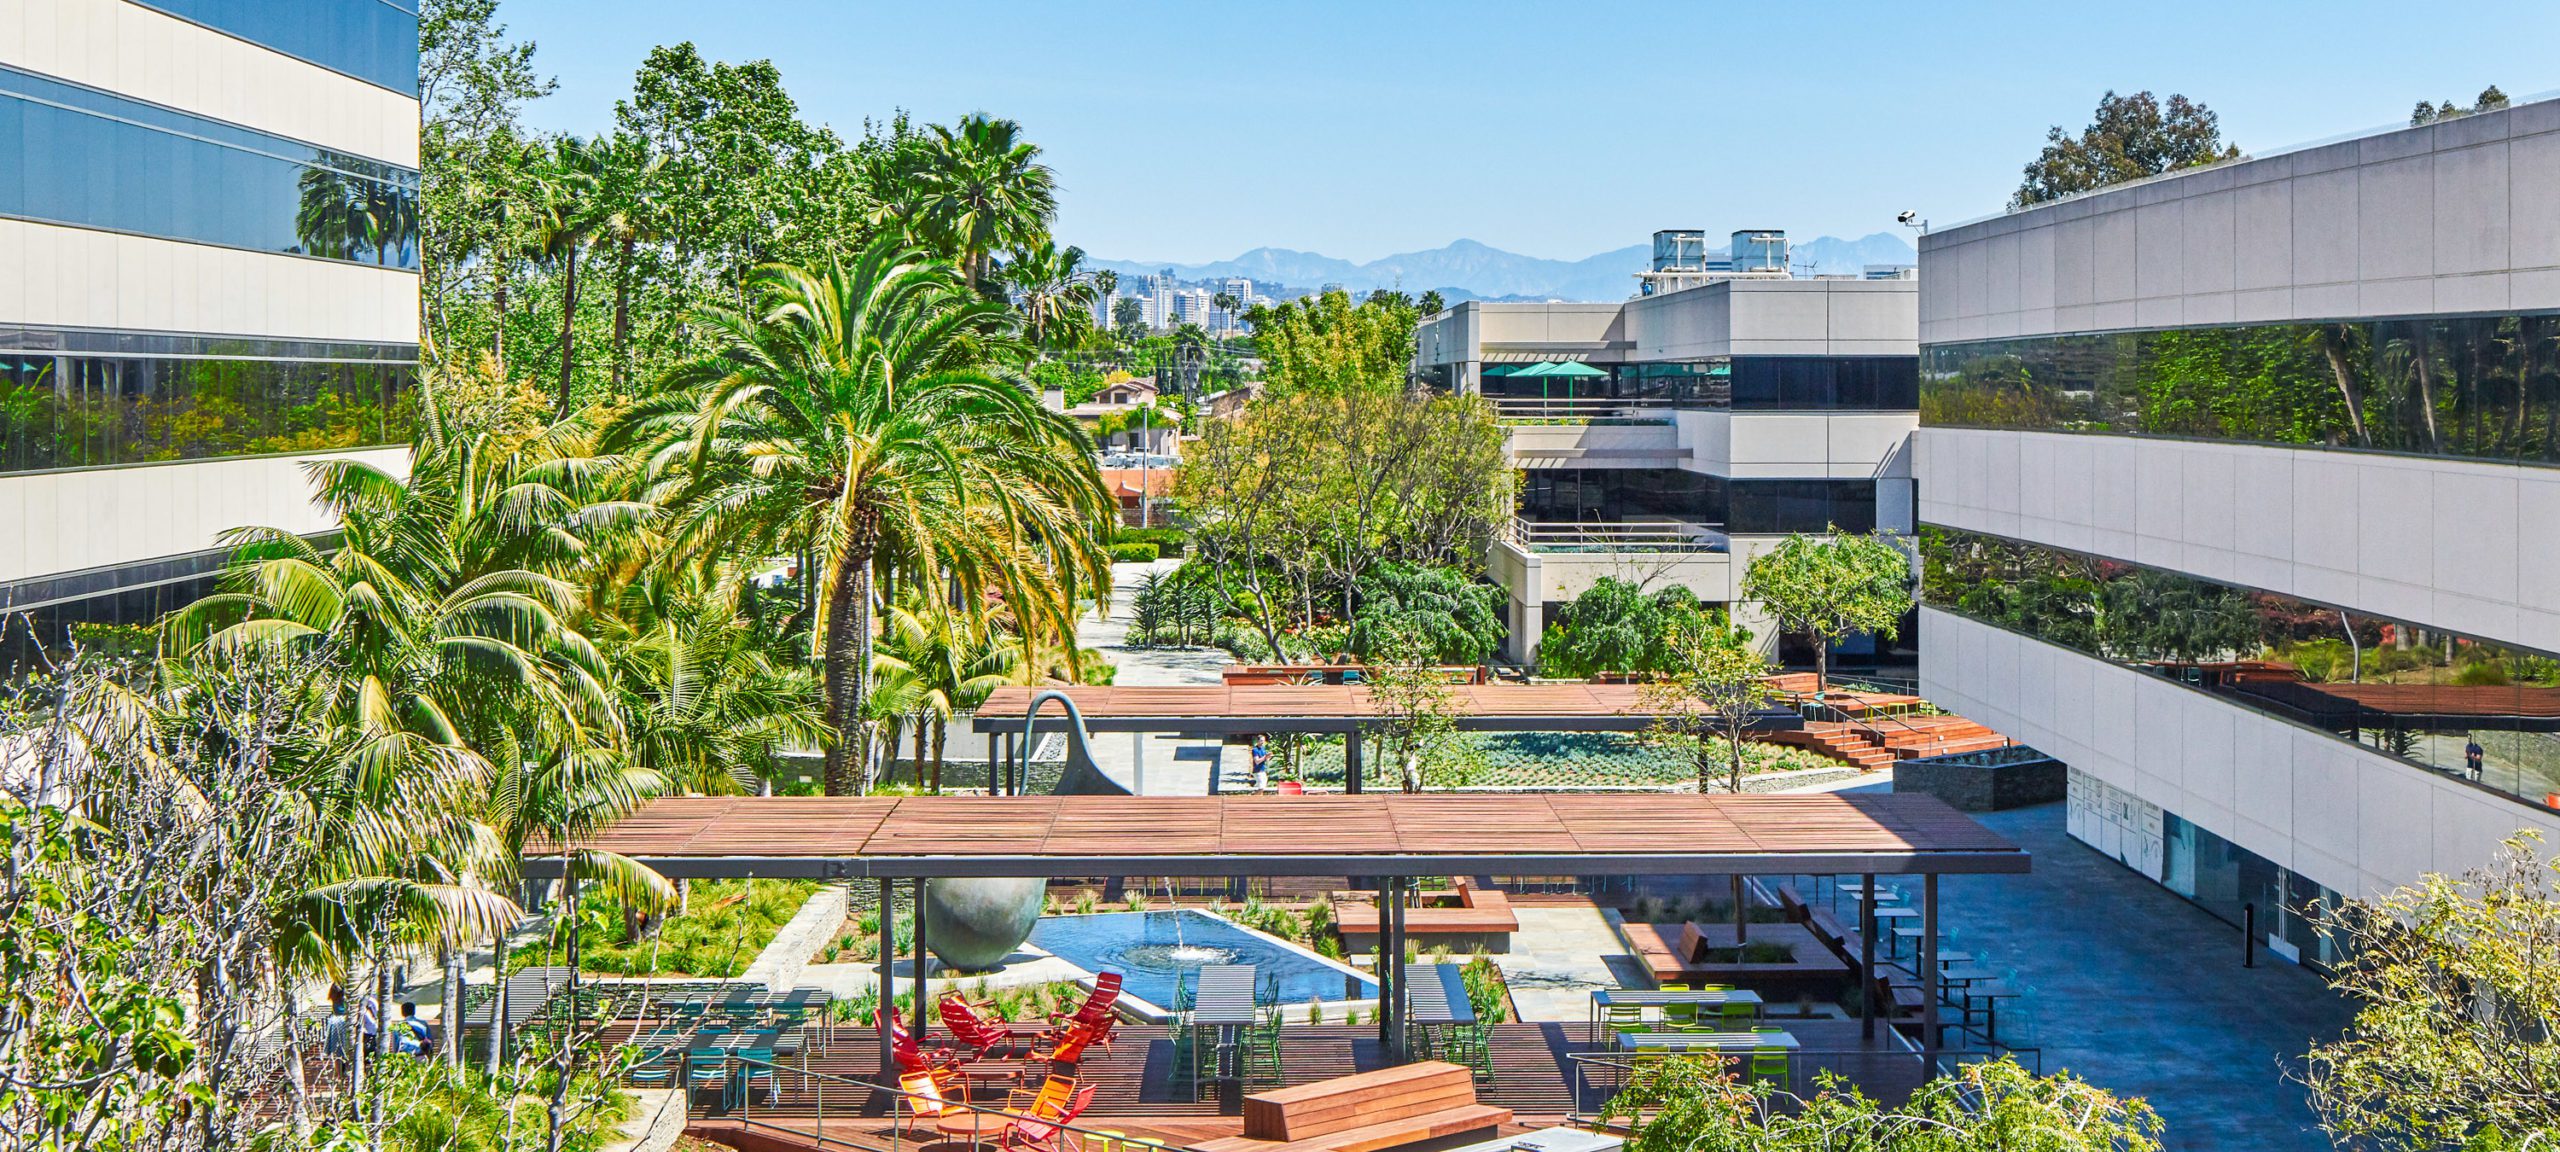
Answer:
[[0, 1, 420, 680], [1913, 98, 2560, 968]]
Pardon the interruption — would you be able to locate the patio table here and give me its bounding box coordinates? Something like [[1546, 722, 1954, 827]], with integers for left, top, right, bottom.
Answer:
[[1191, 965, 1258, 1088], [1958, 982, 2022, 1040], [1588, 988, 1763, 1035], [1616, 1029, 1800, 1052]]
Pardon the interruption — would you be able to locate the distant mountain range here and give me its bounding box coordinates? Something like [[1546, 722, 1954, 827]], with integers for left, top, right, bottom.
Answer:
[[1087, 233, 1918, 302]]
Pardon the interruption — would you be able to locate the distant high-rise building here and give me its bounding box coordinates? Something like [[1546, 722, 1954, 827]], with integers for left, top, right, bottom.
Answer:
[[1222, 277, 1256, 301]]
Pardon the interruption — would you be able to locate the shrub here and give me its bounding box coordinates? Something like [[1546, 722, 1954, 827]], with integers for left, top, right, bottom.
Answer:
[[1113, 526, 1188, 556], [1108, 541, 1160, 563]]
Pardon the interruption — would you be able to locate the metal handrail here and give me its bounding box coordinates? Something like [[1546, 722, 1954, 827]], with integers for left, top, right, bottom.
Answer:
[[1561, 1044, 1929, 1126], [1505, 518, 1730, 553], [686, 1051, 1159, 1152], [1492, 396, 1676, 423]]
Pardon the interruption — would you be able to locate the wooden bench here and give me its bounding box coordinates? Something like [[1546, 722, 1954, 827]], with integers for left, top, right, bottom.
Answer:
[[1336, 881, 1519, 953], [1195, 1062, 1511, 1152]]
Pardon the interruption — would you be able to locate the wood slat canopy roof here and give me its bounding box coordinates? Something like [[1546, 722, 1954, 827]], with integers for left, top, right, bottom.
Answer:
[[970, 684, 1796, 734], [524, 793, 2028, 880]]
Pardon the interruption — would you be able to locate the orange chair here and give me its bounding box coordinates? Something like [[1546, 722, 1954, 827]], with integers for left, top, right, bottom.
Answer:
[[1002, 1084, 1097, 1152]]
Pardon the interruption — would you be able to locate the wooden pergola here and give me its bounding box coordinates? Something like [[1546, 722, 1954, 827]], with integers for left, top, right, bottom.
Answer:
[[528, 792, 2025, 1072], [969, 683, 1804, 793]]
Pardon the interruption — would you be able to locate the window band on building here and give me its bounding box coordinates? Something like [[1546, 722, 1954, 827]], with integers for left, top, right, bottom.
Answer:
[[0, 64, 421, 268], [126, 0, 421, 96], [1923, 524, 2560, 815], [1922, 313, 2560, 467]]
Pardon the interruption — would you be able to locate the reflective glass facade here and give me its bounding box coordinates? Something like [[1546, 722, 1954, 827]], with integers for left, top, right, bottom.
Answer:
[[131, 0, 421, 96], [1481, 356, 1917, 410], [1924, 525, 2560, 814], [0, 65, 420, 268], [0, 350, 414, 473], [1922, 314, 2560, 466], [1518, 469, 1877, 533], [0, 556, 224, 683]]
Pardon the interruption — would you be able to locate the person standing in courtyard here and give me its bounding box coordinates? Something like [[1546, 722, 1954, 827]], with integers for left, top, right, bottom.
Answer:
[[2466, 738, 2485, 781]]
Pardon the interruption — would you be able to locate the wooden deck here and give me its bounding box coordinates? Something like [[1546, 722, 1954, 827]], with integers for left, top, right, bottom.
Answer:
[[657, 1021, 1929, 1151]]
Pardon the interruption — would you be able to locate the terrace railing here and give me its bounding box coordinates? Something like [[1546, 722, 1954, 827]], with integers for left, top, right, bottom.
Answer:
[[1563, 1038, 2042, 1126], [1504, 518, 1730, 554], [671, 1053, 1148, 1152], [1491, 396, 1676, 424]]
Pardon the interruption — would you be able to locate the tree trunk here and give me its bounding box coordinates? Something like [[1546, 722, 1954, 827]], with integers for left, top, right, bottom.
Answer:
[[1728, 726, 1745, 795], [555, 246, 581, 418], [1814, 633, 1830, 696], [444, 947, 465, 1069], [493, 259, 511, 377], [612, 236, 636, 392], [2413, 328, 2444, 452], [547, 853, 580, 1152], [821, 542, 879, 796], [486, 935, 509, 1071], [931, 720, 948, 793], [914, 719, 931, 788], [2319, 327, 2372, 446], [376, 944, 396, 1057]]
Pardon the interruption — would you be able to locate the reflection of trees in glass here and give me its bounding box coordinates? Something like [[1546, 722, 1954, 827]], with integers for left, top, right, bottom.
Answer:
[[1923, 527, 2259, 663], [0, 355, 413, 474], [1923, 314, 2560, 465], [295, 152, 420, 266]]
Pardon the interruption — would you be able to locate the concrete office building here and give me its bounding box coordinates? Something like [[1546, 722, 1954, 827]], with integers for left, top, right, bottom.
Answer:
[[1, 0, 421, 676], [1913, 98, 2560, 964], [1414, 262, 1917, 664]]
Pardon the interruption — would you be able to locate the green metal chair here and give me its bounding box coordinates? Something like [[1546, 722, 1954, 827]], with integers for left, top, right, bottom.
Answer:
[[1749, 1045, 1790, 1089], [1661, 1001, 1704, 1031], [1603, 1004, 1649, 1039]]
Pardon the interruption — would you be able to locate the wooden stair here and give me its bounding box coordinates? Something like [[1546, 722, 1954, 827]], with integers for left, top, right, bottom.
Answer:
[[1767, 722, 1897, 771]]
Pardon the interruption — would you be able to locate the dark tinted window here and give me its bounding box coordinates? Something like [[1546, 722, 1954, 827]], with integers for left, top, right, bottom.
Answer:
[[1728, 357, 1918, 409], [132, 0, 420, 96]]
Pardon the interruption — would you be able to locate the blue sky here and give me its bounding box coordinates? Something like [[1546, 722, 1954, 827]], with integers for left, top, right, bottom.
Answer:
[[503, 0, 2560, 265]]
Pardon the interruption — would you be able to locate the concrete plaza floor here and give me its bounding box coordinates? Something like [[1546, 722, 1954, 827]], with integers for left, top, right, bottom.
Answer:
[[1899, 794, 2357, 1152]]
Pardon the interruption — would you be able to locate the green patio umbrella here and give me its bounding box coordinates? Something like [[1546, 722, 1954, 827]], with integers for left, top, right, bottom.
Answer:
[[1544, 360, 1606, 406]]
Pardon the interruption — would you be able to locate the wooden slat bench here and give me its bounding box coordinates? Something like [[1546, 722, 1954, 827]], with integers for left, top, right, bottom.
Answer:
[[1194, 1061, 1511, 1152], [1336, 881, 1519, 953]]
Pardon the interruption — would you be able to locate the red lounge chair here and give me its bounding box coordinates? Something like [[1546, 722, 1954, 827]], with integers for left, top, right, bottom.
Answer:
[[941, 994, 1033, 1058]]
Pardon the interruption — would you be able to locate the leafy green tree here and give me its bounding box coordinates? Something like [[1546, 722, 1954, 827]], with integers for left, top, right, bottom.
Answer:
[[1418, 289, 1446, 316], [1640, 618, 1773, 796], [419, 0, 554, 360], [1536, 578, 1721, 678], [1740, 530, 1914, 693], [1346, 564, 1505, 666], [528, 135, 607, 416], [910, 114, 1058, 292], [2305, 833, 2560, 1147], [2014, 90, 2239, 208], [627, 241, 1112, 795], [1250, 289, 1419, 396], [874, 599, 1021, 792]]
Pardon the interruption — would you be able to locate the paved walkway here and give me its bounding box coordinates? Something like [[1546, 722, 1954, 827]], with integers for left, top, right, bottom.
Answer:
[[1488, 905, 1645, 1022], [1071, 560, 1248, 795], [1879, 791, 2356, 1152]]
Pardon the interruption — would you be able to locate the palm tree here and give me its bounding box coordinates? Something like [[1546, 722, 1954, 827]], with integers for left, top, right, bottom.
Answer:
[[912, 115, 1058, 292], [588, 132, 668, 394], [296, 167, 364, 260], [1000, 240, 1100, 351], [627, 239, 1115, 794], [530, 137, 607, 417], [598, 572, 827, 795], [876, 599, 1020, 791]]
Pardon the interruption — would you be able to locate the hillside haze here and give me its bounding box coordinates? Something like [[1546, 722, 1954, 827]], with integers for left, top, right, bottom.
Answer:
[[1089, 234, 1916, 302]]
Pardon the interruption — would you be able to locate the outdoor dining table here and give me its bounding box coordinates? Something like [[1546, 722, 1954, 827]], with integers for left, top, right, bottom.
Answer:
[[1616, 1029, 1800, 1052], [1587, 988, 1764, 1036], [1958, 983, 2023, 1040], [1190, 964, 1259, 1089], [1404, 963, 1475, 1055]]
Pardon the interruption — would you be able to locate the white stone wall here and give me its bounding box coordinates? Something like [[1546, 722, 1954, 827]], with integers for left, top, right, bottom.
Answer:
[[0, 219, 420, 346], [1626, 279, 1916, 359], [1916, 427, 2560, 655], [1920, 100, 2560, 343], [1921, 606, 2560, 901], [1, 0, 420, 167], [1677, 411, 1918, 479], [1, 446, 409, 586]]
